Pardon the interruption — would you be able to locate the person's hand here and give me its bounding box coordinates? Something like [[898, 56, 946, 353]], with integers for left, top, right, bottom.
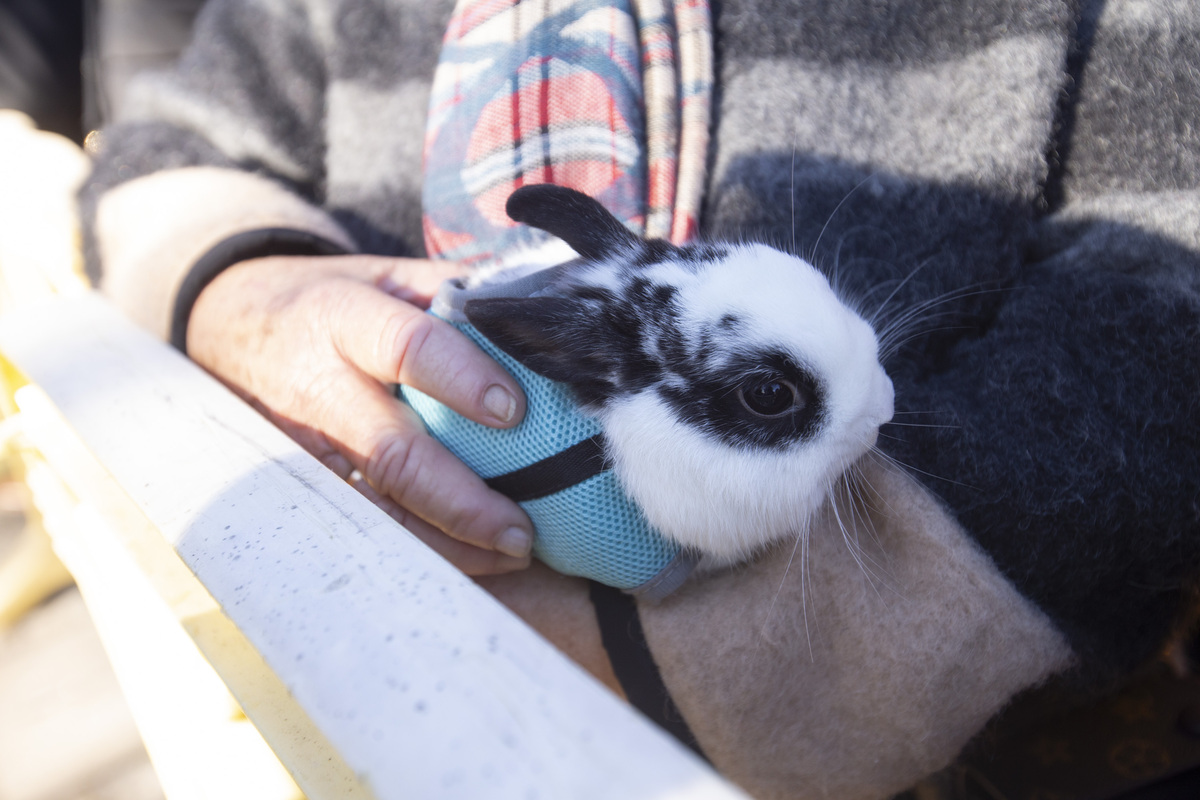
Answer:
[[186, 253, 534, 575]]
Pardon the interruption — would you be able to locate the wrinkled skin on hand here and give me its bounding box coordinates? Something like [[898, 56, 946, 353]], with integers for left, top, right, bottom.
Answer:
[[187, 254, 535, 575]]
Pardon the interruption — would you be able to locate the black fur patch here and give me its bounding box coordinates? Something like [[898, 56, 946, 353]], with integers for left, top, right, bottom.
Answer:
[[677, 242, 730, 266], [631, 239, 729, 270], [584, 278, 671, 401], [489, 186, 829, 452], [633, 239, 677, 267], [572, 269, 826, 450], [470, 248, 826, 452], [464, 295, 623, 405], [657, 350, 825, 450]]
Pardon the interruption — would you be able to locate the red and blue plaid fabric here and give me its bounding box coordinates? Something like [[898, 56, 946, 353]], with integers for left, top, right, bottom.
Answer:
[[422, 0, 712, 261]]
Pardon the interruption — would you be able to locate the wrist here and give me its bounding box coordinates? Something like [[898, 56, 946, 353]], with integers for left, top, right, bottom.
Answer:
[[92, 166, 358, 342], [174, 228, 351, 352]]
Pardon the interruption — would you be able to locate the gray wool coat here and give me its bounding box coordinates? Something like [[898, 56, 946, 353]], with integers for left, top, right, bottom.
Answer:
[[81, 0, 1200, 796]]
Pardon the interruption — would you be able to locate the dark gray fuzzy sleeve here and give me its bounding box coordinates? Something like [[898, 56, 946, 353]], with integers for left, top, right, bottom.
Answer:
[[882, 0, 1200, 679], [86, 0, 332, 199], [79, 0, 359, 341], [702, 0, 1199, 683]]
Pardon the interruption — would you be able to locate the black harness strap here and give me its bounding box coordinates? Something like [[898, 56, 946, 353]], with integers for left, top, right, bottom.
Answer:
[[483, 433, 705, 759], [484, 433, 609, 502], [588, 580, 709, 763]]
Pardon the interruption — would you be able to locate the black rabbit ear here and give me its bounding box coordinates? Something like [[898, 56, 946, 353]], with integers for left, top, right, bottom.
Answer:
[[506, 184, 641, 262], [464, 296, 616, 404]]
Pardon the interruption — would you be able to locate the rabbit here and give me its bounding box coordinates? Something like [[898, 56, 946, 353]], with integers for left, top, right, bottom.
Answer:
[[456, 184, 895, 567]]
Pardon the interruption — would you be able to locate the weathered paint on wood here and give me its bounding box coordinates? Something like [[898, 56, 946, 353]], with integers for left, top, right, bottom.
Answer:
[[0, 291, 745, 800]]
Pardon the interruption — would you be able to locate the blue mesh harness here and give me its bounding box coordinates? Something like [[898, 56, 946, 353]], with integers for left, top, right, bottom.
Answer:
[[400, 272, 696, 600]]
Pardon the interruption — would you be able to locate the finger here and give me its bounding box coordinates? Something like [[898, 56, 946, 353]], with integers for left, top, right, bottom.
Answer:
[[318, 451, 356, 480], [327, 280, 526, 430], [313, 370, 535, 559], [282, 424, 356, 480], [265, 381, 534, 564], [351, 477, 531, 575], [373, 258, 467, 309]]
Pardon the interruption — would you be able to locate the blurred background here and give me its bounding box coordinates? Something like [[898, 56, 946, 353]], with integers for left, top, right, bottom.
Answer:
[[0, 475, 163, 800], [0, 0, 203, 144], [0, 2, 201, 796]]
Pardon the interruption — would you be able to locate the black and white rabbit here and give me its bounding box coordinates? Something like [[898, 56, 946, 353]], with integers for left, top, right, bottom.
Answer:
[[462, 184, 895, 566]]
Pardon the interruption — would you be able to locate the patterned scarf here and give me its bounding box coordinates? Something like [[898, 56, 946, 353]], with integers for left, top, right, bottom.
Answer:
[[422, 0, 713, 262]]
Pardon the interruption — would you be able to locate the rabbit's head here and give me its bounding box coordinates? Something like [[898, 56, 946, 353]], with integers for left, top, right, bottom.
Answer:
[[465, 185, 894, 564]]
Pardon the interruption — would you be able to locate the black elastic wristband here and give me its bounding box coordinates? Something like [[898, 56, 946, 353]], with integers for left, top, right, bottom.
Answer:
[[170, 228, 351, 352], [589, 580, 709, 763]]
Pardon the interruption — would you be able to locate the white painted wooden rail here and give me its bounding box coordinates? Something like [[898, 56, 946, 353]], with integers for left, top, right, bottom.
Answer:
[[0, 288, 746, 800]]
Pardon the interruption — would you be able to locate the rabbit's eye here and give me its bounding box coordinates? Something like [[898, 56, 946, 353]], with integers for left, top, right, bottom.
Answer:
[[738, 378, 803, 418], [662, 350, 822, 448]]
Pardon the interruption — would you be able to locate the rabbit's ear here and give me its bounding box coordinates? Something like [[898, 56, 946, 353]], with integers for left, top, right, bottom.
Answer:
[[464, 296, 617, 404], [506, 184, 640, 262]]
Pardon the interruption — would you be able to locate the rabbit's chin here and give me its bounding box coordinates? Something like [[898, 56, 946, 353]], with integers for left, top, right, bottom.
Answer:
[[598, 393, 872, 567]]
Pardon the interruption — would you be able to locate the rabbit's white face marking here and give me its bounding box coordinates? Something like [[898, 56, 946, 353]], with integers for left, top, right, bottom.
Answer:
[[466, 185, 894, 565], [591, 244, 893, 563]]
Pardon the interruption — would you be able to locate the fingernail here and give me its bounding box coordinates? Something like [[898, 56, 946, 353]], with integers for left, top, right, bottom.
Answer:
[[483, 384, 517, 424], [495, 527, 533, 558]]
